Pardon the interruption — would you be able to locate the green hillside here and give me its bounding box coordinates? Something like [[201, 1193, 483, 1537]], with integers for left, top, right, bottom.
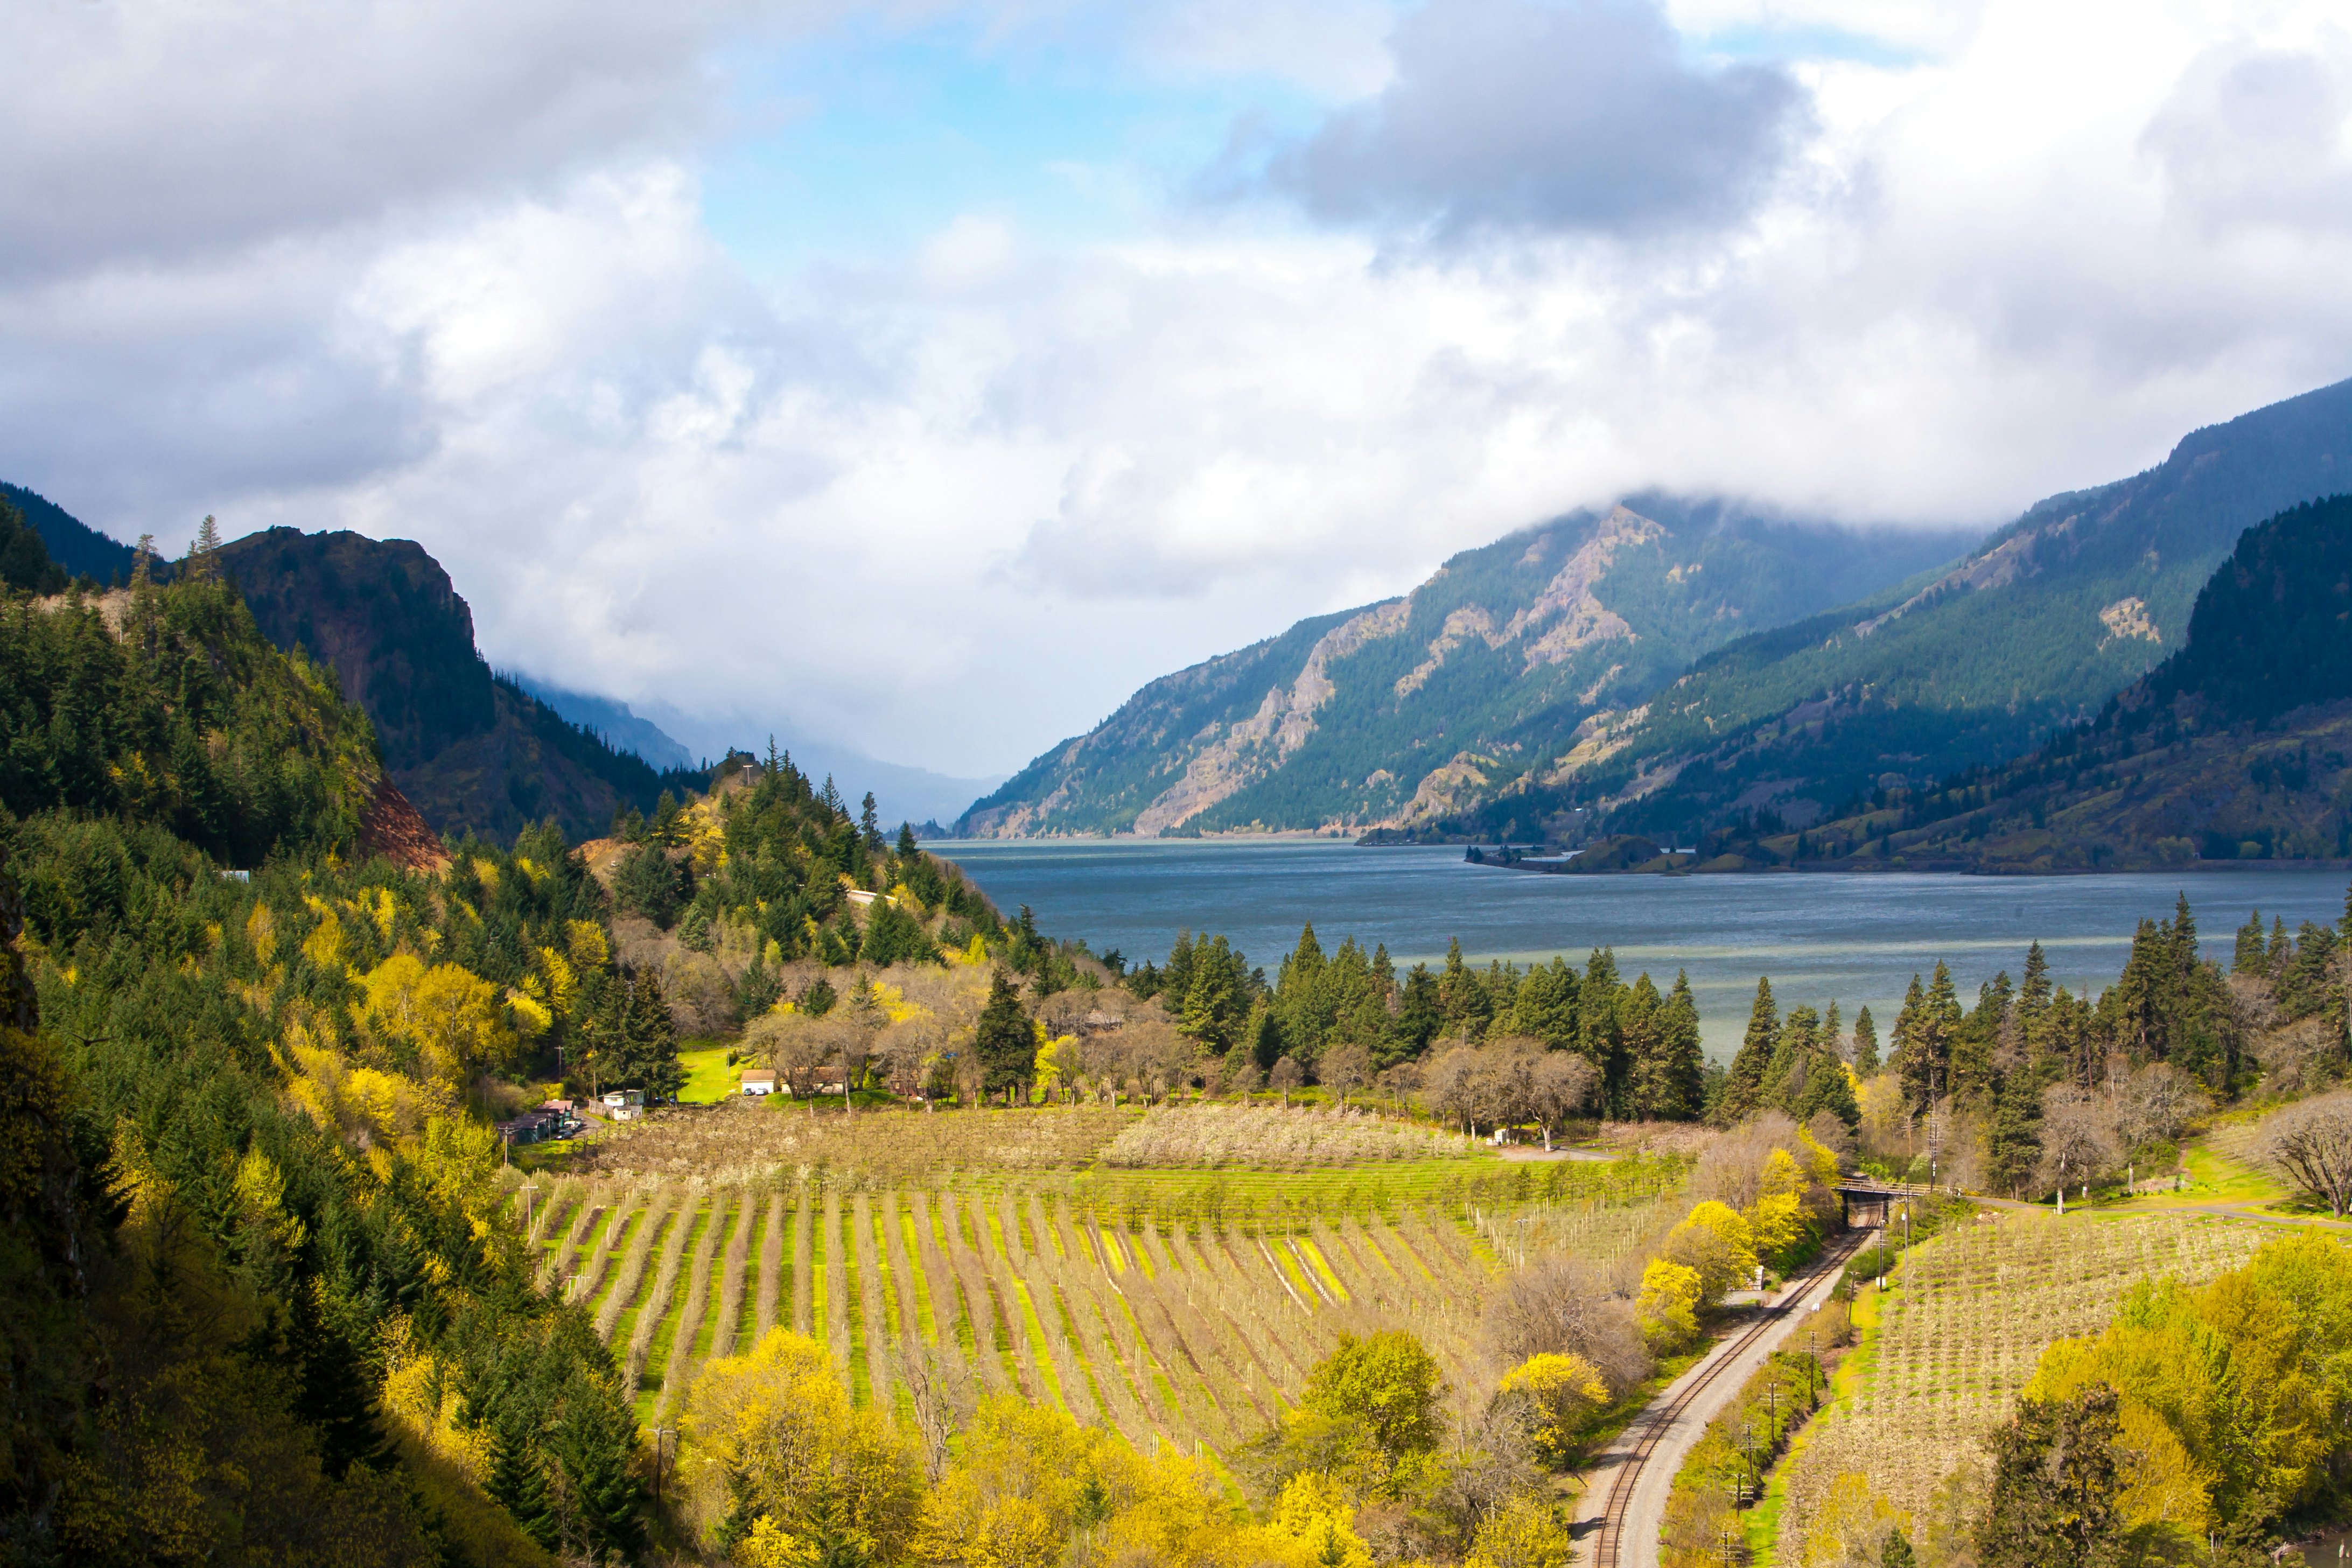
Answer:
[[1656, 494, 2352, 871], [1433, 375, 2352, 845], [960, 495, 1971, 836], [0, 480, 140, 584]]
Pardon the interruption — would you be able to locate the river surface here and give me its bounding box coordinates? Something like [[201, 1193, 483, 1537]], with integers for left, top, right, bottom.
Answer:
[[931, 839, 2350, 1058]]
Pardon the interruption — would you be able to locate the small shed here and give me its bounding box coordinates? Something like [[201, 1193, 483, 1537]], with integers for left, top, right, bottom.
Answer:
[[740, 1068, 778, 1096]]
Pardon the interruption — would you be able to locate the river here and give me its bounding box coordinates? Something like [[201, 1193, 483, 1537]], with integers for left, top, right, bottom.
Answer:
[[930, 839, 2350, 1058]]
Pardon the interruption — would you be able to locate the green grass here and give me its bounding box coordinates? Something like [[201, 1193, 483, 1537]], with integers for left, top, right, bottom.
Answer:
[[678, 1044, 738, 1104]]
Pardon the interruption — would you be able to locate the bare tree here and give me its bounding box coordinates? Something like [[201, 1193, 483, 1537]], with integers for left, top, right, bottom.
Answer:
[[1481, 1255, 1652, 1395], [1320, 1041, 1373, 1108], [2038, 1083, 2122, 1194], [1269, 1055, 1303, 1107], [1525, 1052, 1597, 1151], [2111, 1061, 2208, 1152], [2263, 1091, 2352, 1216]]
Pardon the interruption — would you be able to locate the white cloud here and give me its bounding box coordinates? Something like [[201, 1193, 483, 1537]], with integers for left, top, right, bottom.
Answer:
[[4, 0, 2352, 785]]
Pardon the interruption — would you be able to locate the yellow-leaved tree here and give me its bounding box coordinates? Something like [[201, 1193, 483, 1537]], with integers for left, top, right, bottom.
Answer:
[[1635, 1259, 1704, 1353], [358, 954, 520, 1099], [1497, 1353, 1611, 1466], [917, 1394, 1247, 1566], [1661, 1201, 1756, 1302], [681, 1330, 923, 1565], [1466, 1493, 1572, 1568]]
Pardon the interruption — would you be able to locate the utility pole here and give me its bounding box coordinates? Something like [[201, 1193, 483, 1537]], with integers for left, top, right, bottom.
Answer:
[[652, 1427, 674, 1508]]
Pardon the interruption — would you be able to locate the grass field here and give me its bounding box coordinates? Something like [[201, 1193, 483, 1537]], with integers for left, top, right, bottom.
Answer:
[[676, 1044, 738, 1104], [1777, 1212, 2273, 1544]]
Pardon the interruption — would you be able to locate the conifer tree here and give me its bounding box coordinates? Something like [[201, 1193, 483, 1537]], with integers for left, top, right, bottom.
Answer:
[[1655, 971, 1707, 1121], [1720, 977, 1776, 1124], [489, 1407, 557, 1549], [1508, 957, 1579, 1050], [1985, 1061, 2043, 1198], [975, 970, 1034, 1099], [1578, 948, 1627, 1109], [1852, 1005, 1880, 1073], [861, 790, 884, 851], [2232, 911, 2268, 975], [896, 821, 919, 858], [1392, 964, 1442, 1063], [551, 1381, 649, 1561]]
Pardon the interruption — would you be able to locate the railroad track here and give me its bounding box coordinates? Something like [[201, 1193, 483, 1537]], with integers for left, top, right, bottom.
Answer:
[[1586, 1227, 1873, 1568]]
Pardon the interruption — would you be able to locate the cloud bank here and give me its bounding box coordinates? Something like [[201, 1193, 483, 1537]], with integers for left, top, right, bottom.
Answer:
[[4, 0, 2352, 782]]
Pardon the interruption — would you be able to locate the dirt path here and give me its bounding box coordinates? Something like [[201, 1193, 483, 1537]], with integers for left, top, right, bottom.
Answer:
[[1571, 1230, 1870, 1568]]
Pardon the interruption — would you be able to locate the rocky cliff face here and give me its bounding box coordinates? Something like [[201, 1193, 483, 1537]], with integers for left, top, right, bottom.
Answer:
[[960, 496, 1972, 837], [219, 527, 701, 842]]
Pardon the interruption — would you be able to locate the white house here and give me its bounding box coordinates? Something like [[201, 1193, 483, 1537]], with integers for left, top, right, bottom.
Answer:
[[740, 1068, 778, 1096]]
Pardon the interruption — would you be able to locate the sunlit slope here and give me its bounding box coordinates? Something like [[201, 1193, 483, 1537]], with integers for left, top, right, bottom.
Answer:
[[961, 496, 1969, 837]]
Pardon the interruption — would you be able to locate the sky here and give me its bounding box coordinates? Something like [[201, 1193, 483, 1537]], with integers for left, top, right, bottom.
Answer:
[[5, 0, 2352, 783]]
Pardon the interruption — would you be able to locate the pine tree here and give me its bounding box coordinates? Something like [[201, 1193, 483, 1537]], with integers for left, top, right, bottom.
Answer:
[[1720, 977, 1777, 1125], [895, 822, 919, 858], [2232, 910, 2269, 975], [1852, 1005, 1880, 1074], [551, 1381, 649, 1561], [1641, 971, 1706, 1121], [1975, 1387, 2124, 1568], [1391, 964, 1442, 1063], [1579, 948, 1628, 1111], [621, 970, 682, 1101], [1985, 1063, 2043, 1199], [975, 970, 1034, 1098], [861, 790, 884, 851], [488, 1406, 557, 1549]]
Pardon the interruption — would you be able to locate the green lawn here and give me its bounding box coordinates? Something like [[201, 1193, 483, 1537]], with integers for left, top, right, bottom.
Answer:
[[678, 1045, 739, 1104]]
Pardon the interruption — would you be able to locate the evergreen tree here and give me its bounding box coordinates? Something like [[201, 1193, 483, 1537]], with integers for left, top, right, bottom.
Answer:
[[1985, 1062, 2043, 1198], [1852, 1005, 1880, 1074], [551, 1380, 649, 1562], [489, 1406, 557, 1549], [0, 499, 66, 594], [1657, 972, 1707, 1121], [1507, 956, 1579, 1049], [975, 970, 1035, 1099], [1579, 948, 1628, 1110], [860, 790, 884, 851], [1974, 1387, 2125, 1568], [1247, 1003, 1284, 1072], [1391, 964, 1442, 1063], [1720, 978, 1777, 1125], [622, 969, 682, 1101], [2232, 910, 2268, 975], [895, 821, 919, 858]]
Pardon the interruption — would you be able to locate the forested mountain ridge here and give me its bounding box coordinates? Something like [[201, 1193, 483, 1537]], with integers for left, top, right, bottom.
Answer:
[[959, 496, 1972, 837], [1742, 493, 2352, 871], [216, 526, 707, 844], [1426, 375, 2352, 845]]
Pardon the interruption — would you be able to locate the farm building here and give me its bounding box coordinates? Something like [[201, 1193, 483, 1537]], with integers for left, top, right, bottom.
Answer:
[[740, 1068, 778, 1096]]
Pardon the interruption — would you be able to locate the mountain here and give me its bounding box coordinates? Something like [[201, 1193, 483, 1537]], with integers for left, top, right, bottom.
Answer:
[[2, 480, 140, 583], [215, 526, 706, 842], [1421, 375, 2352, 846], [1750, 493, 2352, 872], [510, 676, 699, 771], [637, 697, 1007, 832], [958, 495, 1975, 837]]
